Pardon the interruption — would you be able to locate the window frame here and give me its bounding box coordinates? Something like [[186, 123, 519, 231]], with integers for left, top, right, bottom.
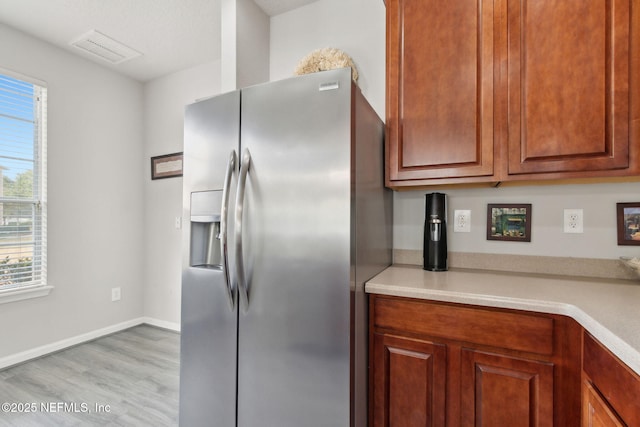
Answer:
[[0, 68, 50, 304]]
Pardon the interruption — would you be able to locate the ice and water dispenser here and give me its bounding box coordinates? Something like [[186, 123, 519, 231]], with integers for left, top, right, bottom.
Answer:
[[189, 190, 223, 269]]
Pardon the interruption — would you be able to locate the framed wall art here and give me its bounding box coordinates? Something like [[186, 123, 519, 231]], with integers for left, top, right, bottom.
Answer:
[[617, 202, 640, 246], [151, 152, 183, 180], [487, 204, 532, 242]]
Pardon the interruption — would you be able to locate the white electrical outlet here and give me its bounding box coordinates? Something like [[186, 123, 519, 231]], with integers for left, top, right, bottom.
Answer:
[[175, 216, 182, 229], [454, 210, 471, 232], [111, 287, 121, 302], [563, 209, 584, 233]]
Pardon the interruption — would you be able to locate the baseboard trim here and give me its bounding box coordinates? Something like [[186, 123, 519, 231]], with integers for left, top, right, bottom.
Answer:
[[0, 316, 180, 370], [141, 317, 181, 332]]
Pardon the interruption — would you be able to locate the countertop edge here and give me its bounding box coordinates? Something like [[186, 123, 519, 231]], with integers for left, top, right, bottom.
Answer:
[[366, 267, 640, 377]]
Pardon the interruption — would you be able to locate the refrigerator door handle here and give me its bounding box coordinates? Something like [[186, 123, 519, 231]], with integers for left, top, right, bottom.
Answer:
[[220, 150, 237, 310], [235, 148, 251, 311]]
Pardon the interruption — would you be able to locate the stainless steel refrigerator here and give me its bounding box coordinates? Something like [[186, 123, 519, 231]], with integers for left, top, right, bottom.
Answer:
[[179, 68, 392, 427]]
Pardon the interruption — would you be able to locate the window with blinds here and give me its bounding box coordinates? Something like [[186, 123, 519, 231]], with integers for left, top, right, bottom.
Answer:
[[0, 71, 46, 292]]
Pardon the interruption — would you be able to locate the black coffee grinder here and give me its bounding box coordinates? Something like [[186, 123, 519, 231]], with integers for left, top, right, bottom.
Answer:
[[424, 192, 448, 271]]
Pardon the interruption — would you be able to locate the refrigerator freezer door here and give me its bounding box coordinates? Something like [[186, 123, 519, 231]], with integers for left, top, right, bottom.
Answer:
[[183, 91, 240, 193], [180, 91, 240, 427], [180, 268, 237, 427], [236, 69, 353, 426]]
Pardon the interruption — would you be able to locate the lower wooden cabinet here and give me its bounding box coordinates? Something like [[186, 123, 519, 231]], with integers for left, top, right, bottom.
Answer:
[[460, 349, 553, 426], [369, 295, 582, 427], [372, 336, 557, 427], [582, 332, 640, 427], [372, 334, 446, 426], [582, 380, 625, 427]]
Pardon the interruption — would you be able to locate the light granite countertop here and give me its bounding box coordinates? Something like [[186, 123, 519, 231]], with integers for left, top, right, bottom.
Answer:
[[366, 265, 640, 376]]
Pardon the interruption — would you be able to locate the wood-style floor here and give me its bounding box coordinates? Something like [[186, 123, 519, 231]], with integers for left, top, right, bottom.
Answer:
[[0, 325, 180, 426]]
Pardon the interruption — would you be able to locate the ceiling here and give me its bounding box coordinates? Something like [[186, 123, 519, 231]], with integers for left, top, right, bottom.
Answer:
[[0, 0, 318, 82]]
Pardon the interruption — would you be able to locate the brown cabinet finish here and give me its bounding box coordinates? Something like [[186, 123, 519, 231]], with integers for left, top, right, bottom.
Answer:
[[504, 0, 631, 177], [369, 295, 582, 427], [582, 332, 640, 426], [385, 0, 496, 185], [373, 296, 554, 355], [372, 333, 446, 427], [582, 380, 625, 427], [460, 349, 554, 426], [386, 0, 640, 188]]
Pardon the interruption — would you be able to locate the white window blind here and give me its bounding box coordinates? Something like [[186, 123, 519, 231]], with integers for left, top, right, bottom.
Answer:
[[0, 72, 47, 292]]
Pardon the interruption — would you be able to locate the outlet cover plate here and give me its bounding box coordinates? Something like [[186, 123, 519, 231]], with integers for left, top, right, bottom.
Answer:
[[563, 209, 584, 233], [454, 210, 471, 232]]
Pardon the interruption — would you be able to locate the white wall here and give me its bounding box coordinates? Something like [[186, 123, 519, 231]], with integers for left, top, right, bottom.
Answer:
[[270, 0, 640, 262], [0, 24, 145, 358], [270, 0, 386, 118], [142, 61, 221, 328], [395, 183, 640, 260], [236, 0, 270, 88], [222, 0, 270, 91]]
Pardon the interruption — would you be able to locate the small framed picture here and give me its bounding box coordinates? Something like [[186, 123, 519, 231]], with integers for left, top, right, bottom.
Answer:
[[151, 152, 183, 180], [487, 204, 532, 242], [616, 202, 640, 246]]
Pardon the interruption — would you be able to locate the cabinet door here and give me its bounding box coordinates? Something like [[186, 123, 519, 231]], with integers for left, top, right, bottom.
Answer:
[[583, 333, 640, 426], [386, 0, 495, 186], [582, 380, 625, 427], [372, 333, 446, 427], [460, 349, 554, 427], [505, 0, 631, 176]]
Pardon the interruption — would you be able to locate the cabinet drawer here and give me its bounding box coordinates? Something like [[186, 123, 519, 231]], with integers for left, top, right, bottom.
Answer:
[[372, 296, 554, 355]]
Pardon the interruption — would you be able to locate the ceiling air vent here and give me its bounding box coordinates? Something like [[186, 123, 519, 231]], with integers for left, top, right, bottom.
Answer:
[[70, 30, 142, 64]]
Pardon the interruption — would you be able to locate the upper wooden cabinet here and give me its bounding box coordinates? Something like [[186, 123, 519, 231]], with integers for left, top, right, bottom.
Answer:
[[386, 0, 640, 188], [504, 0, 632, 177], [386, 0, 496, 185]]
